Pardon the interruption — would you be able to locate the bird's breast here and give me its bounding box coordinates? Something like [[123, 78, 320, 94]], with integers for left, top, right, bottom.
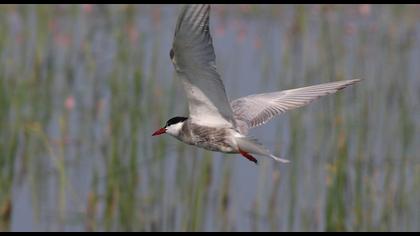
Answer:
[[179, 124, 238, 153]]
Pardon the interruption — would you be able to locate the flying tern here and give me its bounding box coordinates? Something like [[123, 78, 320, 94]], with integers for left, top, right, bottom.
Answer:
[[152, 4, 361, 164]]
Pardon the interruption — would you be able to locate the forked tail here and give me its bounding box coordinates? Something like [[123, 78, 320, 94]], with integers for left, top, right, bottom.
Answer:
[[235, 137, 290, 163]]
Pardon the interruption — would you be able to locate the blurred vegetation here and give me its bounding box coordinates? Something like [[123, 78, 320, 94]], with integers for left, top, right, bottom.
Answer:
[[0, 4, 419, 232]]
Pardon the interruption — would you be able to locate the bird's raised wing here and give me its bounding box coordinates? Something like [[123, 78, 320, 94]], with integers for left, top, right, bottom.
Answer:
[[231, 79, 361, 133], [171, 4, 235, 128]]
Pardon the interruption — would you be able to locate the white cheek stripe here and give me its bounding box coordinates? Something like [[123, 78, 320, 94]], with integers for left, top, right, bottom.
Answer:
[[166, 122, 184, 136]]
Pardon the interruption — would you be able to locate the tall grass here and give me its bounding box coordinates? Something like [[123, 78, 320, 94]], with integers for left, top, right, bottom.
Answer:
[[0, 4, 419, 232]]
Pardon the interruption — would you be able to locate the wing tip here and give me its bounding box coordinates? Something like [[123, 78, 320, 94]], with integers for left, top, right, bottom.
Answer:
[[337, 78, 363, 91], [349, 78, 363, 83]]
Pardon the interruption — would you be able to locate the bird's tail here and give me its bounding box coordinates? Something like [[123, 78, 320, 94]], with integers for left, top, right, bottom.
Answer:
[[235, 137, 290, 163]]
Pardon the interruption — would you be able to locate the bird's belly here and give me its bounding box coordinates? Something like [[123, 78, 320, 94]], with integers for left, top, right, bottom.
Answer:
[[194, 141, 236, 153], [180, 126, 238, 153]]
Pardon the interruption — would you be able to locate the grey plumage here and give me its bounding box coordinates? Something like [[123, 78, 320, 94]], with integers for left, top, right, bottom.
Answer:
[[231, 79, 361, 134], [171, 4, 236, 128], [177, 122, 236, 153], [154, 4, 361, 164]]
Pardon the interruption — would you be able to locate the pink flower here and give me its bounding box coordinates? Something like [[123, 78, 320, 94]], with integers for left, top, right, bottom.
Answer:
[[127, 25, 139, 44], [236, 28, 247, 44], [239, 4, 251, 13], [82, 4, 93, 13], [54, 33, 71, 47], [152, 7, 161, 28], [358, 4, 371, 16], [65, 95, 75, 111]]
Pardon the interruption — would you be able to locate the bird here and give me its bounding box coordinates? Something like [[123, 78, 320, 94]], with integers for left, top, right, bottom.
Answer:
[[152, 4, 361, 165]]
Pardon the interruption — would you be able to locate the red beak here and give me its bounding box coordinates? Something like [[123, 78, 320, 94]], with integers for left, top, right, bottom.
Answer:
[[152, 127, 167, 136]]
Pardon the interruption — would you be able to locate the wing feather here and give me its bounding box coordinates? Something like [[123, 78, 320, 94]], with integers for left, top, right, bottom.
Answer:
[[171, 5, 235, 127], [231, 79, 361, 133]]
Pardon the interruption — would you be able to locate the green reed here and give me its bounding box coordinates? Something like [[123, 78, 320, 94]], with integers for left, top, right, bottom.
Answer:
[[0, 4, 419, 232]]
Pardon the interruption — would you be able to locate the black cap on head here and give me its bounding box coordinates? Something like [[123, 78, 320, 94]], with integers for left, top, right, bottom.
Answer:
[[165, 116, 188, 127]]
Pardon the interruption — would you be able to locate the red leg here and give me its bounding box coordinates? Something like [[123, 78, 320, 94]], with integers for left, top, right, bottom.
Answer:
[[239, 149, 258, 165]]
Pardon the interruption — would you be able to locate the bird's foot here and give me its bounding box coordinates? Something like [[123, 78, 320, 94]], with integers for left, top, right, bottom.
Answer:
[[239, 150, 258, 165]]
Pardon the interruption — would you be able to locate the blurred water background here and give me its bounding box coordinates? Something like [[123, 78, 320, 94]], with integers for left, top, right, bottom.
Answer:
[[0, 4, 419, 232]]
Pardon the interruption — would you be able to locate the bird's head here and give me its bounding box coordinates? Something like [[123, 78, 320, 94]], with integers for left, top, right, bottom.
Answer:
[[152, 116, 188, 137]]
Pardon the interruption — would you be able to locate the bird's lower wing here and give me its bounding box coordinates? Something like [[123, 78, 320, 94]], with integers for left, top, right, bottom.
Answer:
[[231, 79, 361, 133]]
